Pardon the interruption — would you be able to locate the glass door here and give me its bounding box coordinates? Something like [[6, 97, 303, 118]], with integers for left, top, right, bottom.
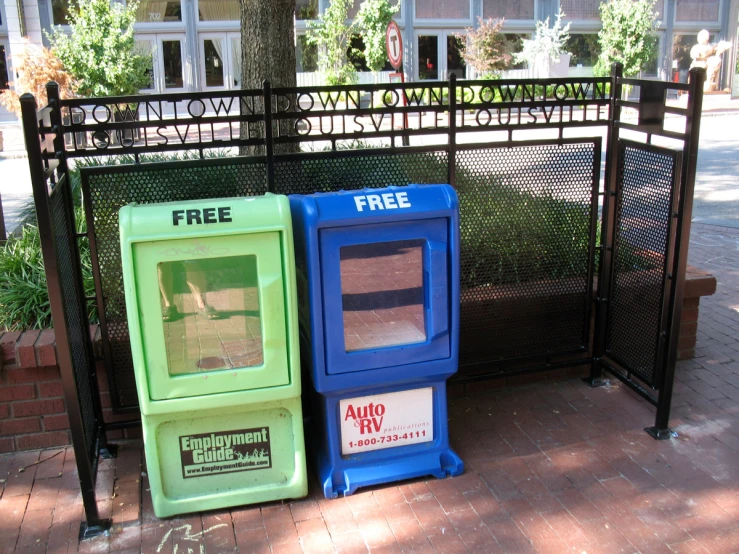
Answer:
[[135, 33, 187, 93], [199, 32, 241, 90], [200, 35, 227, 90], [416, 33, 441, 80], [134, 38, 158, 93], [159, 35, 186, 92], [444, 31, 466, 79]]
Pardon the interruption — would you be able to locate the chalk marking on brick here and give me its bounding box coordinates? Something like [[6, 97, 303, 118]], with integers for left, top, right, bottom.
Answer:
[[157, 523, 228, 552]]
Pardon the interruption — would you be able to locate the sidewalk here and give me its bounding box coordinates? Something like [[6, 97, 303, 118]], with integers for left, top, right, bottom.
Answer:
[[0, 222, 737, 553]]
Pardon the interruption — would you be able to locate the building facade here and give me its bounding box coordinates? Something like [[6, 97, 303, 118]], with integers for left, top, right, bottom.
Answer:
[[1, 0, 738, 121]]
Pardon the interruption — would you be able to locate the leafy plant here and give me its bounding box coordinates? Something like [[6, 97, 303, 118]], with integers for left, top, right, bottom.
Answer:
[[7, 151, 234, 330], [457, 17, 512, 78], [594, 0, 658, 77], [48, 0, 152, 97], [0, 40, 76, 116], [565, 34, 601, 67], [306, 0, 358, 85], [354, 0, 400, 72], [307, 0, 398, 83], [0, 204, 96, 330], [513, 9, 571, 67]]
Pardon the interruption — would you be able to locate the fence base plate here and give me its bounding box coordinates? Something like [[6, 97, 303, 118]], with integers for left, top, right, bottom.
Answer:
[[79, 519, 111, 541], [644, 426, 678, 440], [582, 377, 609, 388], [99, 443, 118, 459]]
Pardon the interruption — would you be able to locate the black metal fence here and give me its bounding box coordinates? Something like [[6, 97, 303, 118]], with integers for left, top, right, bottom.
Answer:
[[20, 66, 704, 535]]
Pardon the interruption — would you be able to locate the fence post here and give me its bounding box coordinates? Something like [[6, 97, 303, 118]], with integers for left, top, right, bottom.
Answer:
[[46, 82, 115, 459], [20, 92, 111, 539], [646, 67, 705, 440], [263, 80, 275, 193], [448, 73, 456, 189], [585, 62, 623, 388]]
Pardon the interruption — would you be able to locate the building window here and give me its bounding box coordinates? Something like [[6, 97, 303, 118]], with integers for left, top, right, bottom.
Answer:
[[446, 35, 465, 78], [418, 35, 439, 79], [134, 40, 156, 90], [347, 0, 399, 20], [296, 36, 318, 72], [673, 32, 716, 71], [203, 38, 224, 87], [560, 0, 605, 20], [504, 34, 527, 69], [296, 0, 318, 20], [676, 0, 720, 21], [483, 0, 534, 20], [565, 34, 601, 67], [162, 40, 184, 88], [654, 0, 665, 20], [346, 35, 394, 72], [348, 35, 369, 71], [51, 0, 74, 25], [198, 0, 238, 22], [135, 1, 182, 23], [347, 0, 361, 20], [1, 45, 9, 90], [416, 0, 470, 20]]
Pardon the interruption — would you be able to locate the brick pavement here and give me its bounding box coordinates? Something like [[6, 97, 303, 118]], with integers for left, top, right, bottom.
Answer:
[[0, 223, 738, 553]]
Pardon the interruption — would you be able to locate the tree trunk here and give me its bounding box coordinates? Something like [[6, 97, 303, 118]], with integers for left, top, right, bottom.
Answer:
[[240, 0, 299, 155]]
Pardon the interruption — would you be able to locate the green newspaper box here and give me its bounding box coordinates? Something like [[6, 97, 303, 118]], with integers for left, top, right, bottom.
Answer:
[[119, 194, 307, 518]]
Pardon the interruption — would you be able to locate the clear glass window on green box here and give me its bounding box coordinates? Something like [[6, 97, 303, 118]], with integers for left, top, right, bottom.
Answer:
[[340, 240, 426, 352], [158, 255, 263, 375]]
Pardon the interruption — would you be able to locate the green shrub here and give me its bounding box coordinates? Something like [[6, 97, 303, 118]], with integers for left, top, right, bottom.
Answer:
[[0, 204, 96, 330], [457, 177, 594, 288], [8, 151, 229, 330]]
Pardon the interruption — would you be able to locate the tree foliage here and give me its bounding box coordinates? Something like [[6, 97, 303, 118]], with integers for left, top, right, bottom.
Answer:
[[306, 0, 358, 85], [594, 0, 658, 77], [456, 17, 511, 77], [0, 40, 76, 115], [307, 0, 398, 84], [48, 0, 151, 97], [513, 10, 570, 67], [354, 0, 399, 72]]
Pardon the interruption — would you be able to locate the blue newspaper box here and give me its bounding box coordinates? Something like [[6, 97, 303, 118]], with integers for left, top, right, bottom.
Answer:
[[290, 184, 464, 498]]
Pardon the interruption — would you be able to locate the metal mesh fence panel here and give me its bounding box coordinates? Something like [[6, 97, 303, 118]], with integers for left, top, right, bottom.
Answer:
[[83, 159, 268, 409], [606, 141, 678, 387], [50, 180, 99, 462], [455, 142, 599, 368], [273, 150, 449, 195]]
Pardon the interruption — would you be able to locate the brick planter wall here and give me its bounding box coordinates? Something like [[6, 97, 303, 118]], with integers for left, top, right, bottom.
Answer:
[[0, 326, 141, 454], [0, 267, 717, 451], [678, 266, 718, 360], [0, 330, 70, 453]]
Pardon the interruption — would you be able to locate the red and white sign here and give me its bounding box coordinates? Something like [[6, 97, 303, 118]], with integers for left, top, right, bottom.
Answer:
[[339, 388, 433, 455], [386, 21, 403, 70]]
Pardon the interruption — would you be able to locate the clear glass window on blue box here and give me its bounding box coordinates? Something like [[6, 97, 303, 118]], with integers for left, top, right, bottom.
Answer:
[[340, 239, 426, 352], [320, 219, 451, 374], [158, 255, 262, 375]]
